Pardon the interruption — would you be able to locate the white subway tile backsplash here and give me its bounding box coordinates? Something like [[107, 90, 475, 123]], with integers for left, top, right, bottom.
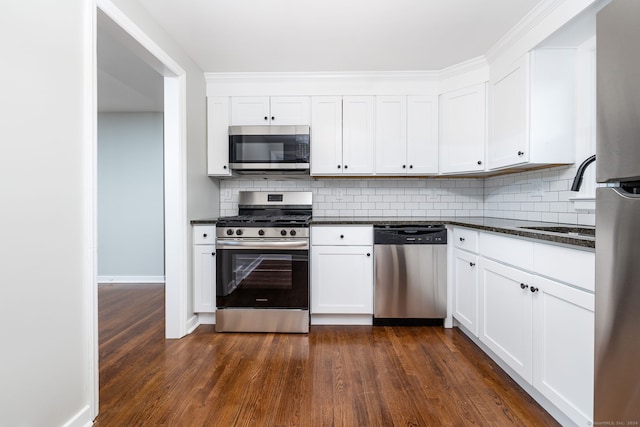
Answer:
[[218, 165, 595, 225]]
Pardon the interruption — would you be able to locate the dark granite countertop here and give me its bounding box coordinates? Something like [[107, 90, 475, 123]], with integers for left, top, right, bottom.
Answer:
[[310, 216, 595, 249], [191, 216, 595, 249]]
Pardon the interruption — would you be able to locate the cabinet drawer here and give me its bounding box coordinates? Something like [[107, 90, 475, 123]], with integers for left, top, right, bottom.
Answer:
[[534, 243, 595, 292], [193, 225, 216, 245], [453, 227, 479, 252], [311, 226, 373, 246], [479, 232, 533, 271]]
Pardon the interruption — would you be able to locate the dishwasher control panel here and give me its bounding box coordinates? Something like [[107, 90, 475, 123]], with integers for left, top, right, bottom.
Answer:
[[373, 225, 447, 245]]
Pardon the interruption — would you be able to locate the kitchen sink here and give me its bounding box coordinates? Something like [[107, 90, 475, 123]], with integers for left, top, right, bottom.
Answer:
[[518, 226, 595, 238]]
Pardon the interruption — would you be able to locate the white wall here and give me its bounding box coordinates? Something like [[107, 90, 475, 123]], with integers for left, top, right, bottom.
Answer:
[[0, 0, 93, 425], [105, 0, 219, 321], [98, 112, 165, 282]]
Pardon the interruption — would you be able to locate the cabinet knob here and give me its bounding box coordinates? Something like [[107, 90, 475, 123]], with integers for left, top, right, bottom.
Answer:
[[366, 253, 371, 257], [223, 165, 227, 169], [409, 165, 413, 169], [402, 165, 406, 169], [530, 286, 539, 293], [520, 283, 529, 290], [344, 165, 348, 169], [271, 116, 275, 121], [203, 233, 207, 238], [477, 160, 482, 165], [459, 237, 465, 242], [211, 252, 215, 256], [469, 262, 475, 267], [264, 116, 268, 120], [340, 235, 344, 239], [518, 151, 525, 156], [337, 165, 341, 169]]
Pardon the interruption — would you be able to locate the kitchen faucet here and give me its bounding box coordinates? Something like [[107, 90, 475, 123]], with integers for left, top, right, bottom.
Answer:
[[570, 155, 596, 191]]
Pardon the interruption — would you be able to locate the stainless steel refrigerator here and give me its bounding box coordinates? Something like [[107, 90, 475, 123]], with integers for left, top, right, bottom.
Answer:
[[595, 0, 640, 423]]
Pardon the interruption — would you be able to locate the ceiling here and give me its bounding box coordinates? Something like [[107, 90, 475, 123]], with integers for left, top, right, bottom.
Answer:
[[97, 11, 164, 112], [97, 0, 544, 112], [137, 0, 543, 73]]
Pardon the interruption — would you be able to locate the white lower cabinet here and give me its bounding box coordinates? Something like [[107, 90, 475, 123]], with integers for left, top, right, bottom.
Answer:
[[193, 226, 216, 313], [478, 257, 534, 382], [311, 245, 373, 314], [310, 226, 373, 321], [469, 230, 594, 426], [533, 275, 594, 426], [452, 248, 479, 336]]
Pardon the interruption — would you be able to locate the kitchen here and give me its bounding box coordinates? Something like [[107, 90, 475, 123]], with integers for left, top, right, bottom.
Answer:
[[2, 0, 638, 426]]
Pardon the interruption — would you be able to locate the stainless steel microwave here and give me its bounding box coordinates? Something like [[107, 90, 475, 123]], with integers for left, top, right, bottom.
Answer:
[[228, 125, 310, 172]]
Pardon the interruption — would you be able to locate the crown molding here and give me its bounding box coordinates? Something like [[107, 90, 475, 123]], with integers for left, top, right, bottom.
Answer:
[[438, 55, 489, 81], [204, 70, 439, 84], [485, 0, 566, 63]]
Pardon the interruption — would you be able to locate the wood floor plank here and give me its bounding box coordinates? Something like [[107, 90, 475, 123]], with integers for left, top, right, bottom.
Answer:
[[94, 284, 560, 427]]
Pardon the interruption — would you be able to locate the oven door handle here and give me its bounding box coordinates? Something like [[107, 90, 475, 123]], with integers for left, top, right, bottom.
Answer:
[[216, 240, 309, 250]]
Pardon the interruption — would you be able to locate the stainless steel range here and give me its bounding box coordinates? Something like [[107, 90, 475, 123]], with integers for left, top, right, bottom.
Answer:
[[215, 191, 312, 333]]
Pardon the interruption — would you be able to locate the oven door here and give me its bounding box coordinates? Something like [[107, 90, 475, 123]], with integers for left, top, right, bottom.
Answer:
[[216, 239, 309, 309]]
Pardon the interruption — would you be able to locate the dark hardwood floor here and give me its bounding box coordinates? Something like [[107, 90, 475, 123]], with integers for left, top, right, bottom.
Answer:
[[95, 284, 558, 426]]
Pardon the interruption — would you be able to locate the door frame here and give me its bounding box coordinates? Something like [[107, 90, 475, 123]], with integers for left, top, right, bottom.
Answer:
[[88, 0, 190, 419]]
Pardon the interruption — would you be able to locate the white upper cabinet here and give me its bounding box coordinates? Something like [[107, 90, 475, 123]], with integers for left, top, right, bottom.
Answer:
[[439, 83, 487, 174], [311, 96, 374, 176], [375, 96, 407, 174], [207, 96, 231, 176], [374, 95, 438, 175], [407, 95, 439, 174], [311, 96, 343, 175], [230, 96, 310, 126], [489, 49, 576, 170], [341, 96, 375, 175]]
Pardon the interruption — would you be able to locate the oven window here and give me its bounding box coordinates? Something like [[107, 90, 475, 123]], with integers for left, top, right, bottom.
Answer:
[[233, 254, 292, 290], [217, 248, 309, 309], [229, 134, 310, 164]]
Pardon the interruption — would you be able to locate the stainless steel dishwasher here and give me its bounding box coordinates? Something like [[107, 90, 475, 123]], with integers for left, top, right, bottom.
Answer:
[[373, 225, 447, 326]]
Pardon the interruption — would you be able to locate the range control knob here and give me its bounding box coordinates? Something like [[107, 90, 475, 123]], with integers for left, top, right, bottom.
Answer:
[[226, 229, 234, 236], [280, 229, 287, 236], [290, 230, 297, 236], [235, 229, 243, 236], [258, 229, 265, 236]]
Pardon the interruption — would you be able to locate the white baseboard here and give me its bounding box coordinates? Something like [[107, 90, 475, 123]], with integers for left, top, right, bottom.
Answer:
[[97, 276, 165, 284], [62, 405, 92, 427], [311, 314, 372, 325], [186, 314, 200, 333], [197, 312, 216, 325]]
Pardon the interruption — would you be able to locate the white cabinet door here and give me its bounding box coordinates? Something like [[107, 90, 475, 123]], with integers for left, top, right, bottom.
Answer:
[[342, 96, 375, 175], [490, 55, 529, 169], [453, 249, 479, 336], [311, 245, 373, 314], [375, 96, 407, 175], [310, 96, 343, 176], [479, 257, 534, 382], [532, 275, 594, 426], [193, 244, 216, 313], [230, 96, 270, 125], [270, 96, 310, 125], [207, 96, 231, 176], [407, 95, 438, 174], [439, 84, 486, 173], [488, 49, 576, 170], [230, 96, 310, 126]]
